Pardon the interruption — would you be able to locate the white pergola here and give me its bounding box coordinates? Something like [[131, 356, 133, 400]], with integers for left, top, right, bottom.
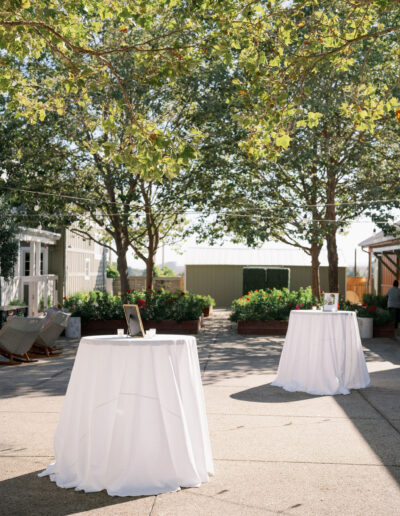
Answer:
[[16, 227, 61, 315]]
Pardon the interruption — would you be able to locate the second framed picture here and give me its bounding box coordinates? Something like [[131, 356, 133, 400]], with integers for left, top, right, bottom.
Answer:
[[323, 293, 339, 312]]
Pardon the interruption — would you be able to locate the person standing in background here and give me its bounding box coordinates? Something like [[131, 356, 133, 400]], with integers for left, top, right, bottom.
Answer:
[[386, 280, 400, 330]]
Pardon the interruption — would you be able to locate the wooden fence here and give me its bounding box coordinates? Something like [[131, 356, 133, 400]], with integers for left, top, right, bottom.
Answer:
[[113, 276, 184, 295], [346, 277, 367, 303]]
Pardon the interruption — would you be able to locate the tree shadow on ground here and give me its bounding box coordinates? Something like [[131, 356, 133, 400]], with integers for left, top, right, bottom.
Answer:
[[0, 470, 150, 516], [230, 367, 400, 487], [200, 339, 283, 386]]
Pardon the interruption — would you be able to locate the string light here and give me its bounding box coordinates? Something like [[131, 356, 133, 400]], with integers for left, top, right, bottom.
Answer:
[[1, 185, 399, 211], [8, 212, 397, 226]]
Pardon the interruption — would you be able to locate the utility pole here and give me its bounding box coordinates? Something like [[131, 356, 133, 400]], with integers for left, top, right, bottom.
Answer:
[[354, 249, 357, 277]]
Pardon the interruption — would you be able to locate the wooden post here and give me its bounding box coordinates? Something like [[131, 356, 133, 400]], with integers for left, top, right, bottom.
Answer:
[[368, 247, 372, 294], [29, 241, 35, 315], [354, 249, 357, 277]]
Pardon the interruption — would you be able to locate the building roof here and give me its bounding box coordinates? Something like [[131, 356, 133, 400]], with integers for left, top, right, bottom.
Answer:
[[359, 222, 400, 249], [185, 246, 345, 267], [18, 227, 61, 245]]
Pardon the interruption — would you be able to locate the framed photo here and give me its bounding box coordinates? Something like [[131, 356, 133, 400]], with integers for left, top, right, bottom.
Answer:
[[323, 293, 339, 312], [123, 304, 145, 337]]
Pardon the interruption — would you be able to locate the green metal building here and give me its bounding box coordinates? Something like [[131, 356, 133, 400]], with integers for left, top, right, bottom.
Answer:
[[185, 247, 346, 307]]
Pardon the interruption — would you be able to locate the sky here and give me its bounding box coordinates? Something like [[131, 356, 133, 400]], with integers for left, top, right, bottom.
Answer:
[[127, 219, 379, 270]]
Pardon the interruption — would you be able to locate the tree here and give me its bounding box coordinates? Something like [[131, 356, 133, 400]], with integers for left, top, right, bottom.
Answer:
[[2, 2, 400, 161], [170, 46, 400, 296], [0, 196, 19, 305], [1, 42, 200, 291], [153, 265, 175, 277]]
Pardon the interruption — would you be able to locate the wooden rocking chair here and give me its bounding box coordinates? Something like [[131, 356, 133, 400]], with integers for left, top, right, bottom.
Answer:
[[29, 311, 71, 358], [0, 317, 45, 365]]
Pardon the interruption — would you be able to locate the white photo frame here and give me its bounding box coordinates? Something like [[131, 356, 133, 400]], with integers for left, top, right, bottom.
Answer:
[[123, 304, 145, 337], [323, 293, 339, 312]]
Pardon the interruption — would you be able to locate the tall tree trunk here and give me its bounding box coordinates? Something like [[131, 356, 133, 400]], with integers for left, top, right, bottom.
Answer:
[[325, 168, 339, 292], [145, 252, 155, 290], [327, 232, 339, 292], [310, 242, 322, 298], [115, 236, 129, 293]]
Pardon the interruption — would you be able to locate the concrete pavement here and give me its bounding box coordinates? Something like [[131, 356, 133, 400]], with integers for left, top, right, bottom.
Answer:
[[1, 309, 400, 515]]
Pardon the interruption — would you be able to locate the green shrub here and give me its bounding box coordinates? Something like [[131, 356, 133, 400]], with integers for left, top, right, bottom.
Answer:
[[62, 289, 205, 322], [230, 287, 317, 322], [9, 299, 27, 306], [197, 295, 216, 309], [362, 293, 387, 309], [340, 299, 392, 325]]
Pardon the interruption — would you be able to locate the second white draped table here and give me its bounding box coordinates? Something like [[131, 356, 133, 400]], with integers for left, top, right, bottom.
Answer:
[[272, 310, 370, 395], [39, 334, 214, 496]]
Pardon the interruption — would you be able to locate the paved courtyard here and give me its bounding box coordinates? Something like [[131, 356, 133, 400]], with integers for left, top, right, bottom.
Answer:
[[1, 309, 400, 515]]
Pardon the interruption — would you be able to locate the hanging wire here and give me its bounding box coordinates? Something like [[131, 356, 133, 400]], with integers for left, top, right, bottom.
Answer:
[[1, 185, 400, 211]]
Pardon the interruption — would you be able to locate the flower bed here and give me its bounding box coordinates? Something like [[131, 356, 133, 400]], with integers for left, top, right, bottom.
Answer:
[[342, 295, 393, 334], [231, 287, 316, 335], [230, 287, 316, 323], [63, 289, 208, 335], [231, 288, 394, 337]]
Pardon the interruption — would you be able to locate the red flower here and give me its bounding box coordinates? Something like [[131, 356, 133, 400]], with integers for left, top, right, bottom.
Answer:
[[63, 296, 66, 300], [288, 302, 292, 306], [71, 305, 75, 309], [246, 297, 250, 301], [147, 285, 151, 289], [167, 299, 172, 303], [279, 296, 282, 299], [57, 304, 62, 309], [181, 291, 185, 296], [362, 303, 367, 307], [369, 306, 376, 311], [126, 289, 131, 293], [138, 299, 146, 306]]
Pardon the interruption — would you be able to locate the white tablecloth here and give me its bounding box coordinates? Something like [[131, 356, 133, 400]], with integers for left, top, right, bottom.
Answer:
[[271, 311, 370, 395], [39, 335, 214, 496]]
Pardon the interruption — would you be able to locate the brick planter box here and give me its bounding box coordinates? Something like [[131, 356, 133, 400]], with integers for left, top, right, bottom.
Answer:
[[81, 318, 202, 336], [237, 320, 288, 335], [373, 322, 395, 339]]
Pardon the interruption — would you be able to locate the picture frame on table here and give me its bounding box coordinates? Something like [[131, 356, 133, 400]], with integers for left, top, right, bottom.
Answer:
[[323, 293, 339, 312], [123, 304, 145, 337]]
